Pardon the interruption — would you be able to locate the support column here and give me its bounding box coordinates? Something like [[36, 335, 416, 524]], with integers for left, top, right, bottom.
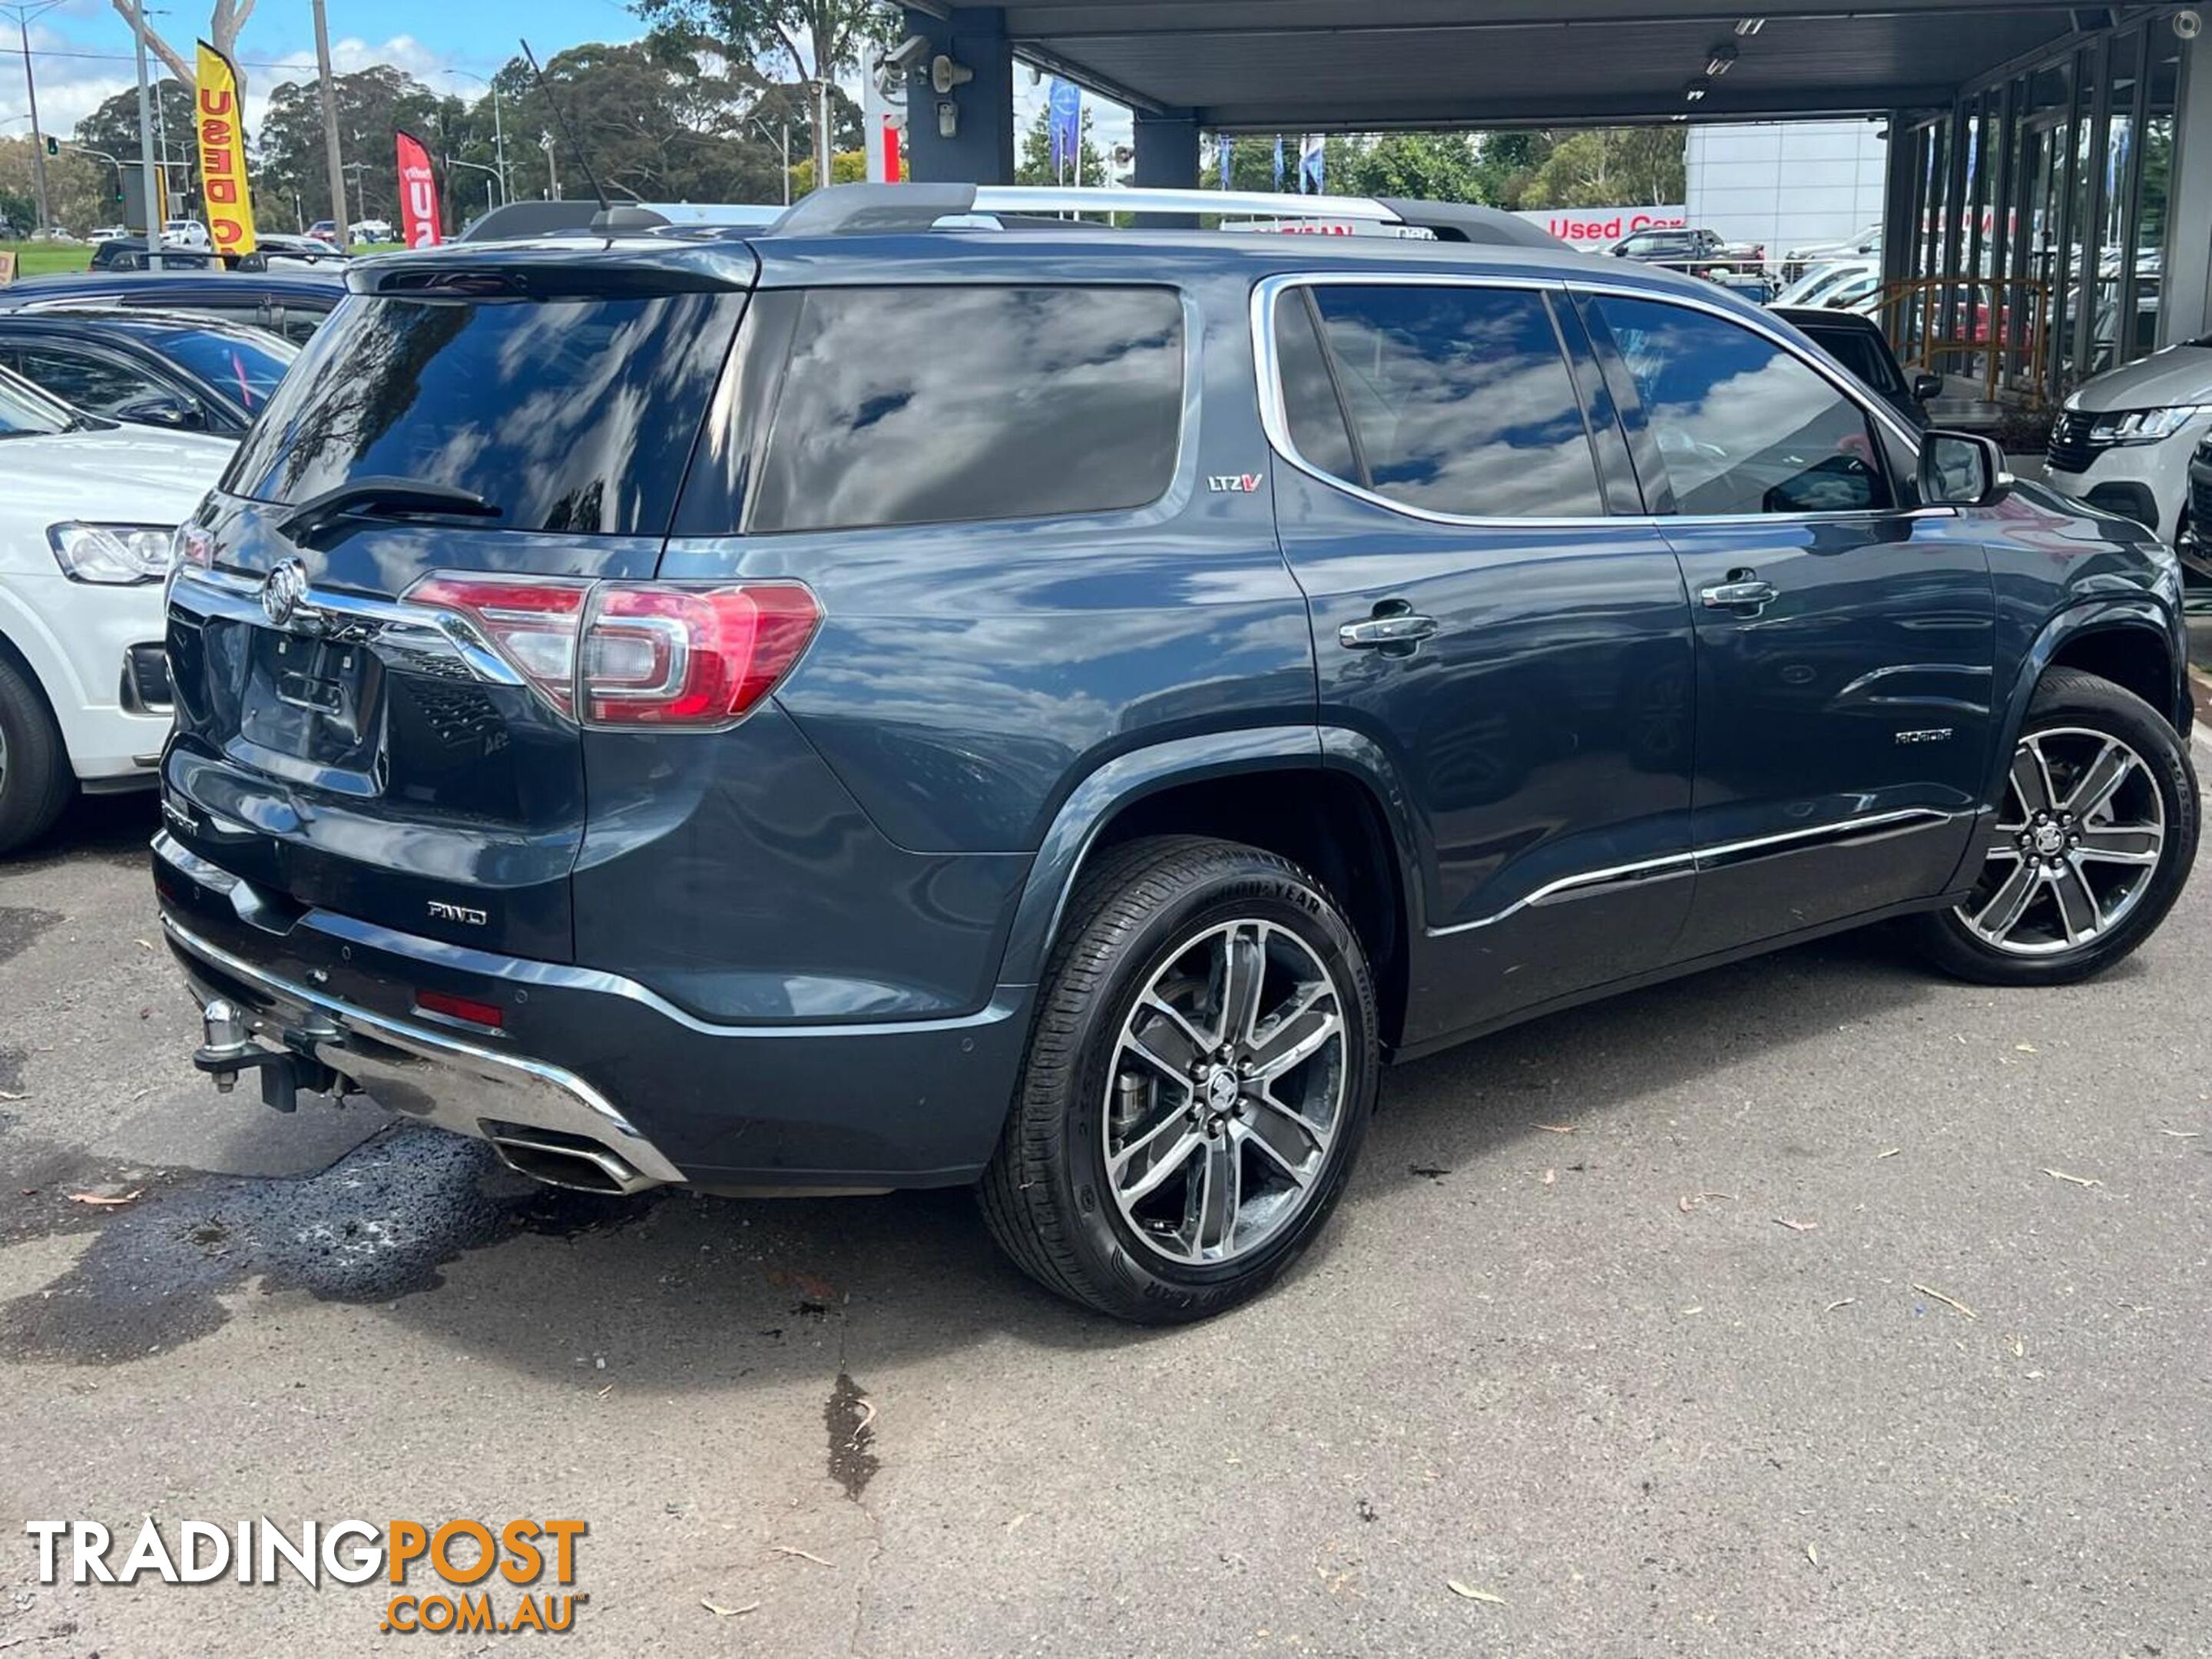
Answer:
[[2163, 30, 2212, 347], [1132, 108, 1200, 227], [900, 5, 1015, 185], [1879, 111, 1917, 293]]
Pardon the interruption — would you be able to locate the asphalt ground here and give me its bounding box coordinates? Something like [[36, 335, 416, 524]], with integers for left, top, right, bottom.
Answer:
[[0, 763, 2208, 1658]]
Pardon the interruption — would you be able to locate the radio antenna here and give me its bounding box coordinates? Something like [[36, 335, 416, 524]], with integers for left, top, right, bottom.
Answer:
[[519, 39, 610, 215]]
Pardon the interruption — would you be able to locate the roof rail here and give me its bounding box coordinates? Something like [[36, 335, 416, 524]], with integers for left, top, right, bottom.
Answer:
[[762, 184, 1565, 250]]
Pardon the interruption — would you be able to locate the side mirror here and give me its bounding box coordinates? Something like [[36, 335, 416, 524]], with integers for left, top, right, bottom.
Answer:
[[1912, 372, 1944, 403], [1919, 429, 2009, 508], [114, 393, 207, 431]]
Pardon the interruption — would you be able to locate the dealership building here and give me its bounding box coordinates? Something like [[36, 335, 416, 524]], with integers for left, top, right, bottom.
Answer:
[[894, 1, 2212, 404]]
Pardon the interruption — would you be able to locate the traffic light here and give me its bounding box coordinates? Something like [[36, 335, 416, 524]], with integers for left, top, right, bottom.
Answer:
[[44, 136, 57, 157]]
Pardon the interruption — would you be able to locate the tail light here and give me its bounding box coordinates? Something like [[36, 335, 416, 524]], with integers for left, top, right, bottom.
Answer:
[[401, 573, 820, 730], [406, 575, 592, 717]]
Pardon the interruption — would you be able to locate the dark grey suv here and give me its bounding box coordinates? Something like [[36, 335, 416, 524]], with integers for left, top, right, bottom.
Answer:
[[155, 185, 2197, 1322]]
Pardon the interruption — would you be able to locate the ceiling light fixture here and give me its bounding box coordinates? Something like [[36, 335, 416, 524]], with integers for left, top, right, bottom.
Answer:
[[1683, 76, 1710, 101], [1735, 16, 1766, 34], [1707, 43, 1739, 75]]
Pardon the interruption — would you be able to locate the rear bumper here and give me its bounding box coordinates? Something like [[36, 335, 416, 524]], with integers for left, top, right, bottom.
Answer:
[[168, 912, 687, 1190], [154, 833, 1033, 1189]]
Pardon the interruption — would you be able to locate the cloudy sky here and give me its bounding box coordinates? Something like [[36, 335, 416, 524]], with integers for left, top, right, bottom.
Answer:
[[1, 0, 1133, 177]]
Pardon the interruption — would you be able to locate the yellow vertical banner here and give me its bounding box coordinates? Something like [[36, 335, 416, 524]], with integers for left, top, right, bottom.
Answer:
[[195, 40, 257, 258]]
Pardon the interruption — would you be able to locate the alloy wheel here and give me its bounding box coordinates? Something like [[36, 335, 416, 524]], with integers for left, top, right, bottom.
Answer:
[[1957, 726, 2167, 955], [1103, 919, 1348, 1266]]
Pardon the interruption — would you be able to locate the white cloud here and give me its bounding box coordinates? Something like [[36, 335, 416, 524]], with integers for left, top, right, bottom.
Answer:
[[0, 22, 144, 137]]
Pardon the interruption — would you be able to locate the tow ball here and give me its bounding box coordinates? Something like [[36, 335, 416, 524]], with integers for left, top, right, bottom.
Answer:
[[190, 998, 342, 1114]]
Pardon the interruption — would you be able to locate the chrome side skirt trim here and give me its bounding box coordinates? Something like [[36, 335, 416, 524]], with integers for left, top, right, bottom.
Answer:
[[1427, 807, 1961, 938]]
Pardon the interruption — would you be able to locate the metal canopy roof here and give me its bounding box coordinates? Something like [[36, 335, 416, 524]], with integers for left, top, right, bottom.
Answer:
[[942, 0, 2098, 127]]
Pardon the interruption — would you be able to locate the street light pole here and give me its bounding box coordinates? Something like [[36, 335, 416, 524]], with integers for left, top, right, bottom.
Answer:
[[5, 3, 62, 233], [750, 114, 792, 206], [490, 84, 507, 204], [311, 0, 348, 244], [128, 0, 161, 268], [444, 68, 508, 206]]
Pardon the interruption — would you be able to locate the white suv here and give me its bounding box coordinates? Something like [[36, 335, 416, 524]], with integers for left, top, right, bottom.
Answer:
[[2044, 339, 2212, 546], [0, 366, 233, 852]]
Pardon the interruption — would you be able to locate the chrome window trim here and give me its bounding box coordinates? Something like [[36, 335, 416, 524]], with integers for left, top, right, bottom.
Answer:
[[1426, 806, 1960, 938], [1250, 270, 1954, 532]]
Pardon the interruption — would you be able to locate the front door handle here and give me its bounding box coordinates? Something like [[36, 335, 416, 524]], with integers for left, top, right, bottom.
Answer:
[[1339, 614, 1439, 649], [1700, 579, 1778, 610]]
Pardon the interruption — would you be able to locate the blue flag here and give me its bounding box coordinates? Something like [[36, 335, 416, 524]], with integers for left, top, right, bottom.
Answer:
[[1272, 135, 1285, 191], [1218, 137, 1231, 190], [1047, 78, 1081, 177], [1300, 134, 1325, 195]]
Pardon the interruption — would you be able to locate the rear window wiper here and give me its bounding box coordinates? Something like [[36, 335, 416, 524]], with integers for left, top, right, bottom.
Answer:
[[278, 477, 503, 547]]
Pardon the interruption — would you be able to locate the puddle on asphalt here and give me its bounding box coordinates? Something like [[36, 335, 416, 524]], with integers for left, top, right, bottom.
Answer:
[[824, 1371, 880, 1501], [0, 1125, 655, 1365]]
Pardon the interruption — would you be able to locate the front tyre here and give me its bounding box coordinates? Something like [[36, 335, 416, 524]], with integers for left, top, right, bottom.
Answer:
[[980, 836, 1379, 1323], [0, 654, 71, 857], [1909, 667, 2197, 985]]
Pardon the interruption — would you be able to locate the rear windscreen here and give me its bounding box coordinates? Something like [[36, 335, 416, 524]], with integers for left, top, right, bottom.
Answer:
[[225, 290, 746, 535]]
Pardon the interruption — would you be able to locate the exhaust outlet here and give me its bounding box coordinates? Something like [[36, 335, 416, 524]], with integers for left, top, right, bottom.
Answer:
[[488, 1132, 663, 1197]]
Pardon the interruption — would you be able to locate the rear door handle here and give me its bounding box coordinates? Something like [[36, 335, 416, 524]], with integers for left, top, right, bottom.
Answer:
[[1699, 580, 1778, 609], [1339, 614, 1439, 649]]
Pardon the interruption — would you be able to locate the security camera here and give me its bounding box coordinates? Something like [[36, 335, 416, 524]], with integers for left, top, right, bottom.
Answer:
[[931, 53, 974, 95], [2176, 8, 2202, 38], [880, 34, 932, 75]]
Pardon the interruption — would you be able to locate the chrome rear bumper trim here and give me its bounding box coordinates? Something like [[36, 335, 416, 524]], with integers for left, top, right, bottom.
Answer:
[[161, 912, 686, 1186]]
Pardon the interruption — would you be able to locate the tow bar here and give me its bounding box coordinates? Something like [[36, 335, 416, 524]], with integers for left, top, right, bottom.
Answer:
[[190, 998, 343, 1114]]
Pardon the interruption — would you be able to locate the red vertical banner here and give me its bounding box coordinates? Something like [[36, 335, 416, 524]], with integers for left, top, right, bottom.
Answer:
[[396, 131, 443, 249]]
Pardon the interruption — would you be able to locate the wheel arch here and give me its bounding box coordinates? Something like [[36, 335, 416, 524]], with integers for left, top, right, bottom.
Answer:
[[0, 601, 71, 738], [996, 727, 1424, 1049], [1992, 601, 2185, 794]]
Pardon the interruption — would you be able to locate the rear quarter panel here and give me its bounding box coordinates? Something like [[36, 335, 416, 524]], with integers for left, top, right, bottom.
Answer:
[[657, 252, 1317, 861]]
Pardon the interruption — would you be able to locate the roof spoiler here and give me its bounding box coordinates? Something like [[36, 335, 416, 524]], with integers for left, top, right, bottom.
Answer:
[[759, 183, 1568, 249]]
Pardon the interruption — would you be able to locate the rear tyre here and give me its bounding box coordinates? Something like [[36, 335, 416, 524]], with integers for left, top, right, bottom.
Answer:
[[0, 654, 71, 857], [1907, 667, 2197, 985], [979, 835, 1379, 1323]]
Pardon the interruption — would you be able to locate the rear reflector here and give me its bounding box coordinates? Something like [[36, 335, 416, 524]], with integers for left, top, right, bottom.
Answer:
[[415, 988, 505, 1028], [400, 574, 819, 730]]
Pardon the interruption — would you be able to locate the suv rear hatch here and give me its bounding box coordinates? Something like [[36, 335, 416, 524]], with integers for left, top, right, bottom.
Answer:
[[163, 243, 760, 962]]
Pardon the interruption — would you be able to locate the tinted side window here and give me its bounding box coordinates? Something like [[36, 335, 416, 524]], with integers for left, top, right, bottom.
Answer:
[[1591, 294, 1892, 516], [14, 345, 167, 415], [1271, 290, 1359, 482], [1804, 328, 1902, 399], [1287, 283, 1605, 519], [746, 285, 1183, 534]]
